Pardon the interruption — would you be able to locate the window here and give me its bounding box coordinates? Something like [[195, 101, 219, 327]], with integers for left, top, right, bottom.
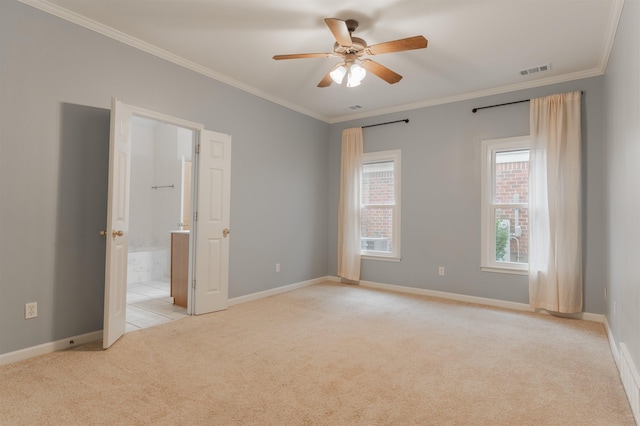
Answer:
[[361, 150, 401, 260], [481, 136, 529, 274]]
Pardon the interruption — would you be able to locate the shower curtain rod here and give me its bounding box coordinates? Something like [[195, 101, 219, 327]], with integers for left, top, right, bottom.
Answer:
[[362, 119, 409, 128], [472, 91, 584, 113]]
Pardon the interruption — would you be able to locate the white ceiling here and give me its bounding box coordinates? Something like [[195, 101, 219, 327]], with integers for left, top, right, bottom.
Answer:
[[25, 0, 622, 123]]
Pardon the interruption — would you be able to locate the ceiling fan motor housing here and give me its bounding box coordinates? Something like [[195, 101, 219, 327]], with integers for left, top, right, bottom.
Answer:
[[334, 37, 367, 55]]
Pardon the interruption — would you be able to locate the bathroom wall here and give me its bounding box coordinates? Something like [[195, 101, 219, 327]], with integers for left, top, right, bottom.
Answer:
[[129, 118, 156, 250], [128, 118, 193, 283], [150, 122, 189, 251]]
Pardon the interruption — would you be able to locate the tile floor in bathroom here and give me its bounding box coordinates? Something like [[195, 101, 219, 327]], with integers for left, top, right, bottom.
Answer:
[[126, 280, 189, 333]]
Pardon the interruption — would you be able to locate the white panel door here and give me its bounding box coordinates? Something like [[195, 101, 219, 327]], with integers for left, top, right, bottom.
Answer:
[[103, 98, 133, 348], [194, 130, 231, 315]]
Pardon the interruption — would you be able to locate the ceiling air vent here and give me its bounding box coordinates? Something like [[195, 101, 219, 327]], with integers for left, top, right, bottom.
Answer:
[[520, 63, 551, 76]]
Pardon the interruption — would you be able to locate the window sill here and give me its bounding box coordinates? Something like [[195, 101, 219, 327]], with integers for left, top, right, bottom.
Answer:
[[480, 265, 528, 276], [362, 255, 401, 262]]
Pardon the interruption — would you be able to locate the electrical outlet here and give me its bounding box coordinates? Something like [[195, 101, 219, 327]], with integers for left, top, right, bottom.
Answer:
[[276, 263, 280, 273], [438, 266, 445, 276], [25, 302, 37, 319]]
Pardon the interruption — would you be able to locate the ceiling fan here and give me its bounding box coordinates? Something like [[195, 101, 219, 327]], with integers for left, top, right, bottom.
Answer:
[[273, 18, 428, 88]]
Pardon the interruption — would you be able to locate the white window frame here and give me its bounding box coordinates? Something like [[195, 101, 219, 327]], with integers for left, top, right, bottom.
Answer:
[[480, 136, 529, 275], [361, 149, 401, 261]]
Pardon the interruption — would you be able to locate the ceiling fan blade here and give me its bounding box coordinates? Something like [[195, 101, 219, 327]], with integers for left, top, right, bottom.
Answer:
[[366, 36, 428, 55], [361, 59, 403, 84], [324, 18, 352, 47], [317, 72, 333, 88], [273, 53, 334, 60]]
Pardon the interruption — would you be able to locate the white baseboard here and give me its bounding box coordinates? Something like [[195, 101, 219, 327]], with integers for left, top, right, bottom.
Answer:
[[620, 343, 640, 423], [354, 278, 604, 323], [0, 276, 608, 370], [0, 276, 328, 366], [604, 317, 621, 365], [228, 276, 330, 306], [604, 318, 640, 424], [0, 330, 102, 366], [360, 279, 637, 424]]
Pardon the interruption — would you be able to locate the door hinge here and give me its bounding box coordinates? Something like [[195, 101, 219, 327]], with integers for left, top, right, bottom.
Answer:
[[192, 279, 196, 289], [194, 211, 198, 222], [195, 144, 201, 154]]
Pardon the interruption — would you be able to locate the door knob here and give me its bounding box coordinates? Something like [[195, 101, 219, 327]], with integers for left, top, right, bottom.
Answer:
[[99, 230, 107, 237], [222, 228, 230, 237], [112, 230, 124, 237]]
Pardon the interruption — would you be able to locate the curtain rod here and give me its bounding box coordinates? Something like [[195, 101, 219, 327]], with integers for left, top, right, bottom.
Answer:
[[472, 99, 529, 113], [362, 119, 409, 128], [472, 91, 584, 113]]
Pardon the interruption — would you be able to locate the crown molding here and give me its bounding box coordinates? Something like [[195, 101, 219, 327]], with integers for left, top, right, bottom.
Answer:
[[599, 0, 625, 73], [327, 0, 624, 124], [327, 68, 604, 124], [19, 0, 624, 126], [18, 0, 330, 123]]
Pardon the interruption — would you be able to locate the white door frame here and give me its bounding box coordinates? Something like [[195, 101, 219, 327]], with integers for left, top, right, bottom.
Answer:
[[105, 99, 232, 347]]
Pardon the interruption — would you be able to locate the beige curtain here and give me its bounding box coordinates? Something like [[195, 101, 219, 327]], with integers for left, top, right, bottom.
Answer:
[[529, 91, 582, 313], [338, 128, 363, 282]]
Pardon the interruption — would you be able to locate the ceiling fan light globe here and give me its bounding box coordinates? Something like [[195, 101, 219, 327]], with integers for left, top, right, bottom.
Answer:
[[330, 65, 347, 84], [347, 64, 366, 87]]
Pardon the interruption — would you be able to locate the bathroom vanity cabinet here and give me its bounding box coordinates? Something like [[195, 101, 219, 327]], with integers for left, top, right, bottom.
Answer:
[[170, 231, 189, 307]]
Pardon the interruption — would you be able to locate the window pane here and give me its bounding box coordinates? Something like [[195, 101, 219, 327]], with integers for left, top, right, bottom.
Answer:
[[362, 161, 394, 205], [494, 207, 529, 264], [361, 206, 393, 253], [494, 150, 529, 203]]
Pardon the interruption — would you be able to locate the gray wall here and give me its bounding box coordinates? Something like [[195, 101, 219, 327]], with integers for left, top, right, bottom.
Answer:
[[327, 77, 607, 314], [603, 0, 640, 375], [1, 0, 635, 368], [0, 1, 329, 355]]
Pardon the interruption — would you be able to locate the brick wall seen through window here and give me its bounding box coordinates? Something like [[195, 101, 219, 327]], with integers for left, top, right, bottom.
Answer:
[[495, 158, 529, 263]]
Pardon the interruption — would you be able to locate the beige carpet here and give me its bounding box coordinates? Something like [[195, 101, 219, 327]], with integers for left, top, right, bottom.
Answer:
[[1, 282, 635, 425]]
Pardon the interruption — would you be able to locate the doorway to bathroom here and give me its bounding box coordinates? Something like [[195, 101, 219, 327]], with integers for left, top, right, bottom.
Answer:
[[125, 115, 192, 333], [103, 99, 231, 348]]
